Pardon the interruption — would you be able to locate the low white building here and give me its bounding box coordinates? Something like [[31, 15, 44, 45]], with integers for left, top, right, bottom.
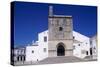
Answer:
[[14, 30, 97, 63], [73, 31, 90, 58], [25, 30, 94, 62], [12, 47, 26, 62], [26, 45, 39, 62], [26, 30, 48, 62]]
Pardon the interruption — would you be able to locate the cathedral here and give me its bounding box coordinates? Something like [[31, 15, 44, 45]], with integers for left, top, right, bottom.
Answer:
[[48, 6, 73, 57], [13, 6, 97, 64]]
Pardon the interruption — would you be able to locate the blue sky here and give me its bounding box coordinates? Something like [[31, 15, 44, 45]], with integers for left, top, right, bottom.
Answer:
[[13, 1, 97, 47]]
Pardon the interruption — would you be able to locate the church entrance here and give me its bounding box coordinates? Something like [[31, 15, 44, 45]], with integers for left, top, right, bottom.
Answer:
[[57, 43, 65, 56]]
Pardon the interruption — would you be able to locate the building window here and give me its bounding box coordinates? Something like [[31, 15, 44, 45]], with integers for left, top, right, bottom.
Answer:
[[78, 44, 80, 46], [44, 48, 46, 52], [86, 42, 88, 44], [23, 56, 25, 61], [86, 51, 88, 55], [73, 36, 75, 39], [44, 36, 47, 42], [59, 27, 63, 31], [21, 50, 23, 54], [21, 56, 23, 61], [23, 50, 25, 53], [73, 46, 75, 49], [32, 50, 34, 53], [90, 41, 92, 45], [17, 56, 20, 61], [17, 50, 19, 54]]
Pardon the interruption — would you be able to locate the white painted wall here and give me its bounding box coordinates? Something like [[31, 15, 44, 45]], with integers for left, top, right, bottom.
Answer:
[[73, 43, 82, 58], [26, 45, 39, 62], [81, 39, 90, 54], [38, 30, 48, 60], [73, 31, 90, 42], [26, 30, 92, 61], [73, 31, 90, 58], [26, 30, 48, 62]]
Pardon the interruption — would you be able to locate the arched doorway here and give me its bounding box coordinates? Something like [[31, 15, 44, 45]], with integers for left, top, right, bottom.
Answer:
[[57, 43, 65, 56]]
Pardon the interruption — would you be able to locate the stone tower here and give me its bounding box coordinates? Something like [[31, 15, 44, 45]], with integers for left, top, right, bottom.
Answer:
[[48, 6, 73, 57]]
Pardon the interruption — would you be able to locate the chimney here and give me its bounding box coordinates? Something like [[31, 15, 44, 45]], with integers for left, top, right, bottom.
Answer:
[[49, 6, 53, 16]]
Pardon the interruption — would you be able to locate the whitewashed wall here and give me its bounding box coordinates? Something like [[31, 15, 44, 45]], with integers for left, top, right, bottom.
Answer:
[[26, 46, 39, 62], [73, 31, 90, 58], [26, 30, 92, 61], [38, 30, 48, 60], [73, 43, 82, 58], [26, 30, 48, 62], [73, 31, 90, 42]]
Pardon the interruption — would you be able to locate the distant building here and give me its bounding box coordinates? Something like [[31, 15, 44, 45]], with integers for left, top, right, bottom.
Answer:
[[26, 30, 48, 62], [13, 47, 26, 62], [90, 35, 97, 59], [73, 31, 90, 58]]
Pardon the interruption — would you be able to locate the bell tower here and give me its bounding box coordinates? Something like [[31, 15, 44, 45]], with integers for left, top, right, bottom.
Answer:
[[49, 6, 53, 16], [48, 6, 73, 57]]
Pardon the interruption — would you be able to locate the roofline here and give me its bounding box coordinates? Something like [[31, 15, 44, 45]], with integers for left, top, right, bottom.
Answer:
[[73, 31, 90, 39], [49, 15, 72, 18], [27, 45, 38, 47]]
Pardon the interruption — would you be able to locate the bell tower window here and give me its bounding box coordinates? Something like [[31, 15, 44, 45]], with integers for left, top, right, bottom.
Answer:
[[59, 27, 63, 31]]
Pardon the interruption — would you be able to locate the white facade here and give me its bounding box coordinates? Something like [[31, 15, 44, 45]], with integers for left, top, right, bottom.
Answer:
[[73, 31, 90, 58], [25, 30, 95, 62], [26, 45, 39, 62], [38, 30, 48, 60], [26, 30, 48, 62]]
